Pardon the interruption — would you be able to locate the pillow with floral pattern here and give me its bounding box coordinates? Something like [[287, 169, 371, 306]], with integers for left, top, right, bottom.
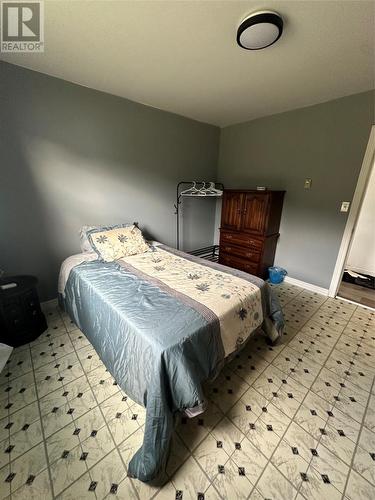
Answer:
[[79, 223, 133, 253], [88, 225, 150, 262]]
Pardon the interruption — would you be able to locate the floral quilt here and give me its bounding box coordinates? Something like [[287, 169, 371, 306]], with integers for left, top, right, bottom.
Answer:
[[119, 245, 263, 357]]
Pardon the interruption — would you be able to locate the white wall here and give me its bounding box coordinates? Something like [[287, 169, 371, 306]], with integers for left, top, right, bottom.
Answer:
[[347, 162, 375, 276]]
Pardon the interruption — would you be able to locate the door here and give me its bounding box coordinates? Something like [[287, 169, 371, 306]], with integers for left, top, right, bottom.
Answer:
[[329, 126, 375, 298], [336, 150, 375, 308], [221, 191, 243, 231], [241, 193, 269, 234]]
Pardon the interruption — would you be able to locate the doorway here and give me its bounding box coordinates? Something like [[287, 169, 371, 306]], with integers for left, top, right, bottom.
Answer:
[[329, 126, 375, 307], [337, 160, 375, 308]]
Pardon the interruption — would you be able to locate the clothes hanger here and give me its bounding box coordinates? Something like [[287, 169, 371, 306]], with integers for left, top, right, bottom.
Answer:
[[197, 182, 208, 196], [180, 181, 200, 196], [207, 182, 223, 195], [204, 182, 214, 195], [206, 182, 218, 194]]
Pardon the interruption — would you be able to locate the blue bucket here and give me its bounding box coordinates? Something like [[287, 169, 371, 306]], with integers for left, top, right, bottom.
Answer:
[[268, 266, 287, 284]]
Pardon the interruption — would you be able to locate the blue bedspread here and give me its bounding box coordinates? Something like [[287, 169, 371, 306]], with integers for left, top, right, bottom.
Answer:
[[61, 245, 284, 484]]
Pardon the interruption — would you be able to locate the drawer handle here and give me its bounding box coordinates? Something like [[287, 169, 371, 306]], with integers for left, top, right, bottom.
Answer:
[[225, 246, 232, 252], [226, 235, 233, 239]]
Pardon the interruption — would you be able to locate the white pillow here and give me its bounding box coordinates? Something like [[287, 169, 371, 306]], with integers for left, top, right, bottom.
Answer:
[[87, 225, 150, 262], [79, 223, 133, 253]]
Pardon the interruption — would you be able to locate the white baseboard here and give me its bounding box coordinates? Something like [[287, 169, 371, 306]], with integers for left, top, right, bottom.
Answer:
[[284, 276, 329, 296]]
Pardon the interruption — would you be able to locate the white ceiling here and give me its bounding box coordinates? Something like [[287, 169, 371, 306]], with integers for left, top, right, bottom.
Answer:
[[1, 0, 374, 126]]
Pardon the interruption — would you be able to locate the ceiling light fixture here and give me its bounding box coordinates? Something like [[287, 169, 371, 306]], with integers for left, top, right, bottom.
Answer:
[[237, 11, 283, 50]]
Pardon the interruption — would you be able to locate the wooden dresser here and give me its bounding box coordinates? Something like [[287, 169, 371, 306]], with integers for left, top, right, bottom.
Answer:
[[219, 190, 285, 278]]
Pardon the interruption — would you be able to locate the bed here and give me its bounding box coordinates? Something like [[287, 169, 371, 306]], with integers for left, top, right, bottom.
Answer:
[[59, 242, 284, 485]]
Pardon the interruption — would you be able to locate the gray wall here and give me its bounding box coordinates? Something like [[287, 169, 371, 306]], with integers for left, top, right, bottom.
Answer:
[[0, 62, 219, 300], [1, 60, 373, 300], [218, 91, 374, 289]]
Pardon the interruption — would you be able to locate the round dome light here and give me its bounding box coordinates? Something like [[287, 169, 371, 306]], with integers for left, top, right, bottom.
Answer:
[[237, 11, 283, 50]]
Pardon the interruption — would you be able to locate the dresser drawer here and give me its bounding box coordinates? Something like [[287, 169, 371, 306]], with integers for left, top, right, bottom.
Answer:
[[220, 243, 261, 263], [220, 231, 263, 251], [219, 252, 259, 275]]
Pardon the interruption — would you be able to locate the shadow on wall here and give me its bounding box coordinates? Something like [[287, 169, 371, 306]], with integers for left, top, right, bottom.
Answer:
[[0, 113, 56, 297], [0, 62, 219, 300]]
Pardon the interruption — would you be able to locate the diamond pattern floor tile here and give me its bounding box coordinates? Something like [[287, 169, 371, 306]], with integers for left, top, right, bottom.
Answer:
[[0, 283, 374, 499]]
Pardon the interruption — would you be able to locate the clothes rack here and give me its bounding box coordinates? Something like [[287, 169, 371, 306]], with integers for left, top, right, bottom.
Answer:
[[174, 181, 224, 257]]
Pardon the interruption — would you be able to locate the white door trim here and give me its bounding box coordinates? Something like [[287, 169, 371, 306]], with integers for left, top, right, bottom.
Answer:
[[328, 125, 375, 297]]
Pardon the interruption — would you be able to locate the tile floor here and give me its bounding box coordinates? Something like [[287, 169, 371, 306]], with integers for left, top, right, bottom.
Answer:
[[0, 283, 374, 499]]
